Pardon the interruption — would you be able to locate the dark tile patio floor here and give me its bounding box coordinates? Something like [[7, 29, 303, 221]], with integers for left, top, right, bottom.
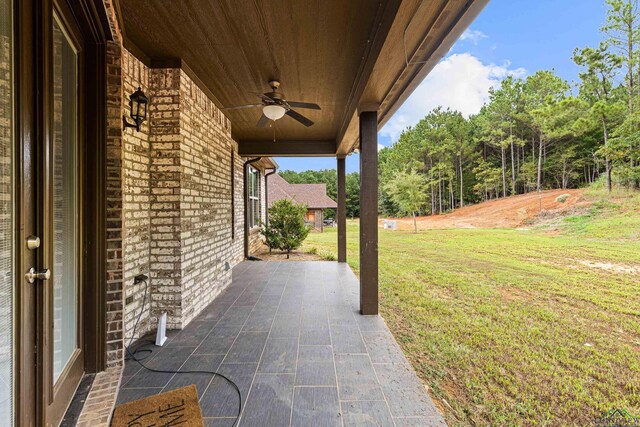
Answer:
[[117, 261, 446, 426]]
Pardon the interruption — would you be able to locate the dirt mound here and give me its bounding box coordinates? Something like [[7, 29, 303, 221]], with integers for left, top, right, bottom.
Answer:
[[381, 189, 589, 230]]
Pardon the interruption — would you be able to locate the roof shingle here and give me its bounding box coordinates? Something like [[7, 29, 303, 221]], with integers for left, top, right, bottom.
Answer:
[[268, 174, 338, 209]]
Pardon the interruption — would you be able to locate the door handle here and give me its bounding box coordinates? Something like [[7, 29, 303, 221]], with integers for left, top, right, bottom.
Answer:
[[25, 267, 51, 284]]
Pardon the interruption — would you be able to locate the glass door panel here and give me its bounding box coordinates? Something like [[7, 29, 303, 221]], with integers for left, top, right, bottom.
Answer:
[[0, 0, 13, 421], [52, 15, 78, 383]]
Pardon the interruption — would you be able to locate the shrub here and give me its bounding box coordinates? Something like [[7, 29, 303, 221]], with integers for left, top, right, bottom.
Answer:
[[261, 221, 281, 253], [555, 194, 571, 203], [261, 199, 311, 258]]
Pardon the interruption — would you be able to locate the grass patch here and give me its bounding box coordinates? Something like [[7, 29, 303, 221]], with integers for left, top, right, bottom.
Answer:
[[318, 250, 336, 261], [558, 187, 640, 240], [305, 246, 335, 260], [303, 193, 640, 426]]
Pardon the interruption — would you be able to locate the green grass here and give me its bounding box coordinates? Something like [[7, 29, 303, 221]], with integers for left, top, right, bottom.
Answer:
[[303, 191, 640, 426], [554, 188, 640, 240]]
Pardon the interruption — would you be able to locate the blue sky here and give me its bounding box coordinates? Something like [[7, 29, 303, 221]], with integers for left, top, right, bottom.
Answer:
[[275, 0, 605, 173]]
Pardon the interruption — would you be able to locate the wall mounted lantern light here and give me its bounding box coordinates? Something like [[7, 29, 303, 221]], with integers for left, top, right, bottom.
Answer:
[[123, 87, 148, 132]]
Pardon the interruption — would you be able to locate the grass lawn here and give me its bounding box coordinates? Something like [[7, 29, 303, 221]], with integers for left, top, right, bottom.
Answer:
[[302, 189, 640, 426]]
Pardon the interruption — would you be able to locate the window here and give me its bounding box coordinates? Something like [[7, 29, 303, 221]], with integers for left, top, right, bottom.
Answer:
[[248, 167, 260, 227]]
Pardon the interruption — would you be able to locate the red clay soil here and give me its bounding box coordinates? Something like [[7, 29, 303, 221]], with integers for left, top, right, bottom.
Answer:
[[380, 189, 589, 230]]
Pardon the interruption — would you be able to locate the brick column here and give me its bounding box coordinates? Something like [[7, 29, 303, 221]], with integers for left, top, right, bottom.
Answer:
[[149, 68, 183, 329], [104, 35, 125, 367]]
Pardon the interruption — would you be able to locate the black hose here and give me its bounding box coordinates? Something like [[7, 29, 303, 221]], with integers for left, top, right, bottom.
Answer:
[[123, 279, 243, 426]]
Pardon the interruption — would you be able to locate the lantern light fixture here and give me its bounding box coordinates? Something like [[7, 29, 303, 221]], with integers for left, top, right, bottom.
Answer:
[[123, 87, 148, 132]]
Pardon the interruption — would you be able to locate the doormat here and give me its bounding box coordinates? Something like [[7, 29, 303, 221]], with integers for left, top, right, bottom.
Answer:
[[111, 385, 204, 427]]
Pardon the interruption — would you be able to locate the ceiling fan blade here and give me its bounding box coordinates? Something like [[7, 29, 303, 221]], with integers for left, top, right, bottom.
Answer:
[[257, 114, 271, 128], [253, 92, 275, 102], [286, 101, 321, 110], [286, 109, 314, 127], [224, 104, 263, 110]]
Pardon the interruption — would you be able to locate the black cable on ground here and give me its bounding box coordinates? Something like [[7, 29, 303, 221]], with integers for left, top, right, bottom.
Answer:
[[123, 278, 243, 427]]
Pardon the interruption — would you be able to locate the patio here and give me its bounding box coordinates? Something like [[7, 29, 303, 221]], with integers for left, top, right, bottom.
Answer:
[[117, 261, 446, 426]]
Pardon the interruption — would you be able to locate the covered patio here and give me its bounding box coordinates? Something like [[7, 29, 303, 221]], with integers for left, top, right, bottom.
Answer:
[[107, 0, 489, 425], [116, 0, 490, 318], [4, 0, 492, 425], [118, 261, 446, 426]]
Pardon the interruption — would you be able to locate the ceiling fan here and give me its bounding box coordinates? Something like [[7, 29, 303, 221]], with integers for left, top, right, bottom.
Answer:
[[224, 80, 321, 128]]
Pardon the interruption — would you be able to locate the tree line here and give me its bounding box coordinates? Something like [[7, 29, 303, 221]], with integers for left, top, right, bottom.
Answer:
[[380, 0, 640, 217], [278, 1, 639, 221]]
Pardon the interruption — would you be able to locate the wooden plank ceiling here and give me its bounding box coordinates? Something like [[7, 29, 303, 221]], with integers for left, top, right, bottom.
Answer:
[[117, 0, 488, 156]]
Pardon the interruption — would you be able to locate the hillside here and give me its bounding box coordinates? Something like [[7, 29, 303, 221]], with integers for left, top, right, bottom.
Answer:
[[381, 189, 590, 230]]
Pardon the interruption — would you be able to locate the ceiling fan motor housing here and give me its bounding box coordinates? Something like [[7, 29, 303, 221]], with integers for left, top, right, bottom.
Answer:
[[269, 80, 281, 91]]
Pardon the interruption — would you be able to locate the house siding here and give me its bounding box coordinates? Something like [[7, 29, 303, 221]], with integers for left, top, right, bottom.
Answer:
[[307, 208, 324, 231]]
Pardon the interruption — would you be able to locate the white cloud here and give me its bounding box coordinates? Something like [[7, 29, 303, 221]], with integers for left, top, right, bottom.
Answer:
[[459, 29, 488, 45], [380, 53, 526, 143], [378, 143, 384, 151]]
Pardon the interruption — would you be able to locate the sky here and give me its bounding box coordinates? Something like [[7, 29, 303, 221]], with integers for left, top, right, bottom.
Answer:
[[275, 0, 606, 173]]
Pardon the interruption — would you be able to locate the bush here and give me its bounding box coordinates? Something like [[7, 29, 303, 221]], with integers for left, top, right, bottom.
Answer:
[[261, 199, 311, 258], [555, 194, 571, 203]]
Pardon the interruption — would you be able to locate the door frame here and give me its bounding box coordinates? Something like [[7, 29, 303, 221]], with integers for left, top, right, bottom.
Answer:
[[14, 0, 110, 424], [15, 0, 38, 424], [42, 4, 86, 423]]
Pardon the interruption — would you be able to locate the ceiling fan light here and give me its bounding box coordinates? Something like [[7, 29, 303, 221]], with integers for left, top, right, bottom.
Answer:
[[263, 105, 286, 121]]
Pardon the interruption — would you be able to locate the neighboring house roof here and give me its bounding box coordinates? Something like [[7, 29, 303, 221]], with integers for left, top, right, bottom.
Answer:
[[268, 174, 338, 209]]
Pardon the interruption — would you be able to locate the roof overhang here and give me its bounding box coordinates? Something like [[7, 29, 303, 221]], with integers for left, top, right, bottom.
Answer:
[[116, 0, 489, 157], [247, 157, 278, 170], [337, 0, 490, 156]]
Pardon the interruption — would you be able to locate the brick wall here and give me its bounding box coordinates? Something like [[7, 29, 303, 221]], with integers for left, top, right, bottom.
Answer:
[[102, 0, 255, 363], [179, 76, 236, 324], [117, 59, 245, 334], [122, 51, 152, 339], [83, 0, 270, 421], [148, 67, 183, 330], [104, 0, 125, 367]]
